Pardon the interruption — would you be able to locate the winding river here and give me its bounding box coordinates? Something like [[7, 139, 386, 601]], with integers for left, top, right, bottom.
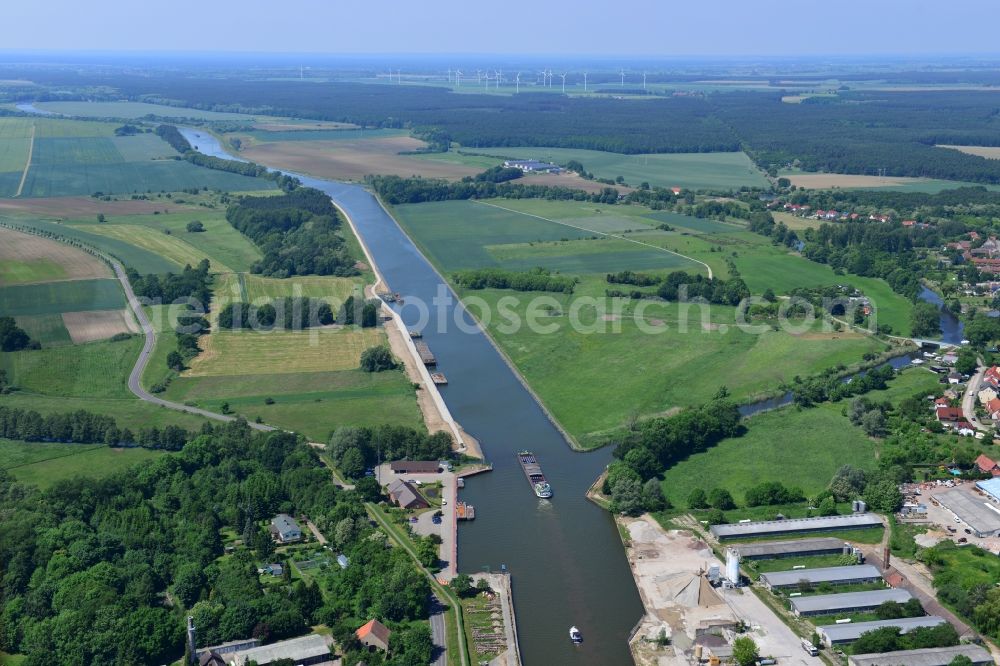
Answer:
[[180, 129, 644, 664]]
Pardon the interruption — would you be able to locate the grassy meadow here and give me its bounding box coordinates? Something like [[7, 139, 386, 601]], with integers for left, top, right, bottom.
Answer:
[[0, 438, 166, 489], [0, 278, 124, 316], [461, 147, 770, 190], [659, 368, 941, 505]]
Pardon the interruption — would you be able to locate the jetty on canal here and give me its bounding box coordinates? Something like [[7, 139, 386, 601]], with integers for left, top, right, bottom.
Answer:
[[414, 340, 436, 365]]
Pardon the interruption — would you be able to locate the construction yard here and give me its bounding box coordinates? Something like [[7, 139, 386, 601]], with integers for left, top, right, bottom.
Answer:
[[621, 515, 822, 666]]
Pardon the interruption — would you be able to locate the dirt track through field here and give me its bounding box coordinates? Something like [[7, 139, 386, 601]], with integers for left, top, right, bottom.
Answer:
[[14, 122, 34, 197], [472, 200, 714, 278]]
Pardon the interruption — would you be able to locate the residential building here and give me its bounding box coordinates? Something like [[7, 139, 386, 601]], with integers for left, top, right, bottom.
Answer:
[[357, 619, 392, 652], [977, 454, 1000, 476], [985, 366, 1000, 389], [977, 387, 998, 405], [269, 514, 302, 543], [936, 406, 964, 422], [387, 479, 429, 510]]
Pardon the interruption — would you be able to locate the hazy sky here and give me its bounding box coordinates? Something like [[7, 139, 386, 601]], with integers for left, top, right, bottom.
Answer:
[[6, 0, 998, 56]]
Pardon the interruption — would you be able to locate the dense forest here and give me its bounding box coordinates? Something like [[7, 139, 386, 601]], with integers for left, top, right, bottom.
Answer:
[[226, 188, 359, 278], [128, 258, 213, 305], [0, 420, 438, 666], [368, 174, 622, 205]]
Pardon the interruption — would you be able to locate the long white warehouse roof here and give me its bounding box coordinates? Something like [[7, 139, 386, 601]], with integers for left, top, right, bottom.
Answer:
[[761, 564, 882, 588], [818, 616, 946, 644], [791, 588, 912, 615], [710, 513, 882, 538]]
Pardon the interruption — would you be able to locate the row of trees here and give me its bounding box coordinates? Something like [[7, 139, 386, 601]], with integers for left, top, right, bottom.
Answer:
[[654, 271, 751, 306], [217, 298, 335, 330], [0, 405, 192, 449], [451, 267, 576, 294], [226, 188, 359, 278], [369, 173, 623, 206], [327, 425, 454, 479], [128, 258, 213, 305]]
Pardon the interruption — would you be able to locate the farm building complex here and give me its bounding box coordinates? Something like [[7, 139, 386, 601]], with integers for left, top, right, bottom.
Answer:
[[730, 537, 849, 560], [790, 589, 912, 617], [935, 488, 1000, 537], [503, 159, 561, 173], [759, 564, 883, 591], [217, 633, 332, 665], [848, 644, 994, 666], [710, 513, 882, 540], [817, 616, 947, 647]]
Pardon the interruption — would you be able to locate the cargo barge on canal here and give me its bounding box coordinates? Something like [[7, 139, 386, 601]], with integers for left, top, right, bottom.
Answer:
[[517, 450, 552, 498]]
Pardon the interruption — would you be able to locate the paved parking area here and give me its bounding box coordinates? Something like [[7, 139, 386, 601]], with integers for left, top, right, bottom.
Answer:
[[377, 464, 457, 579], [908, 481, 1000, 553]]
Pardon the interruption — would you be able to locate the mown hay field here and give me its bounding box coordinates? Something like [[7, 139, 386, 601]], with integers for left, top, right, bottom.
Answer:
[[184, 326, 385, 377]]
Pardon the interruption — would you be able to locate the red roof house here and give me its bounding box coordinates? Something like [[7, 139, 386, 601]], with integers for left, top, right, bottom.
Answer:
[[934, 397, 950, 407], [357, 619, 392, 652], [936, 407, 964, 422], [976, 454, 1000, 475], [984, 366, 1000, 389]]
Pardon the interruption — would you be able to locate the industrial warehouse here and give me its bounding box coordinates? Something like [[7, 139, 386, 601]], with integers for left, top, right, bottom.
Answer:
[[935, 487, 1000, 538], [789, 588, 912, 617], [848, 644, 994, 666], [730, 537, 850, 560], [817, 616, 947, 647], [759, 564, 883, 590], [709, 513, 882, 540]]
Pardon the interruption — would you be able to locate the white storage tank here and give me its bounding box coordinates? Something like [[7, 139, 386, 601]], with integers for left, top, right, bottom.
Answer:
[[725, 548, 741, 586]]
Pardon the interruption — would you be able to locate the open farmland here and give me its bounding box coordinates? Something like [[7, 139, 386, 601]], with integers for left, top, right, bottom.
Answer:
[[0, 438, 166, 489], [391, 198, 708, 275], [0, 278, 123, 316], [8, 217, 185, 273], [0, 336, 140, 398], [236, 134, 486, 182], [0, 226, 110, 285], [0, 116, 275, 197], [62, 309, 136, 343], [67, 211, 262, 273], [780, 171, 1000, 193], [938, 145, 1000, 160], [185, 327, 384, 376], [32, 100, 264, 120], [0, 117, 32, 173], [460, 283, 883, 447], [462, 147, 770, 190], [81, 223, 236, 272]]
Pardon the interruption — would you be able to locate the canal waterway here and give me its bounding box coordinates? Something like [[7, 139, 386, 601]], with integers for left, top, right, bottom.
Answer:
[[179, 128, 645, 665]]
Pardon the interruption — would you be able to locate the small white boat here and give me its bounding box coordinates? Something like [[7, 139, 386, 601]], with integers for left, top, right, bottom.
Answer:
[[570, 626, 582, 643]]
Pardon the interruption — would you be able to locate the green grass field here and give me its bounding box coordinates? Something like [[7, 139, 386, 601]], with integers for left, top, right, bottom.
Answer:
[[0, 438, 166, 489], [12, 313, 72, 346], [0, 278, 123, 316], [241, 128, 406, 142], [465, 280, 884, 446], [464, 147, 770, 190], [68, 211, 262, 273], [162, 369, 422, 441], [1, 336, 140, 398], [391, 199, 709, 276], [7, 218, 181, 273], [0, 258, 66, 285], [0, 116, 276, 198], [659, 368, 940, 505], [32, 101, 263, 121]]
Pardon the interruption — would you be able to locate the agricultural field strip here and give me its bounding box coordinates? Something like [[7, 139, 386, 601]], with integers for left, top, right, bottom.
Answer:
[[14, 122, 34, 197], [472, 200, 713, 278]]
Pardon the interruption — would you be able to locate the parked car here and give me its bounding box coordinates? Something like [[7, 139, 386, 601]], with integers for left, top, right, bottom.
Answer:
[[965, 528, 972, 534], [959, 537, 968, 543]]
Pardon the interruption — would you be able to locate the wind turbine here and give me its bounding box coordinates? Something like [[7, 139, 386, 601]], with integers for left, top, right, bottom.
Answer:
[[643, 71, 647, 91], [447, 68, 452, 84], [476, 69, 483, 85], [483, 71, 491, 90], [397, 69, 402, 84], [515, 71, 521, 94], [620, 68, 626, 87], [583, 72, 588, 92], [560, 73, 567, 94], [496, 68, 503, 89], [455, 70, 462, 87]]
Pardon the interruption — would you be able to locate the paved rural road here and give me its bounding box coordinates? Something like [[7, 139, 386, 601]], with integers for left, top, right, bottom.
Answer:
[[429, 595, 448, 666], [962, 363, 990, 432], [112, 259, 275, 431]]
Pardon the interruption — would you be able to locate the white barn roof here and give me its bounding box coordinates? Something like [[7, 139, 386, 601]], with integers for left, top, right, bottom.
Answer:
[[818, 616, 946, 644], [791, 588, 911, 615], [710, 513, 882, 539], [760, 564, 882, 588]]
